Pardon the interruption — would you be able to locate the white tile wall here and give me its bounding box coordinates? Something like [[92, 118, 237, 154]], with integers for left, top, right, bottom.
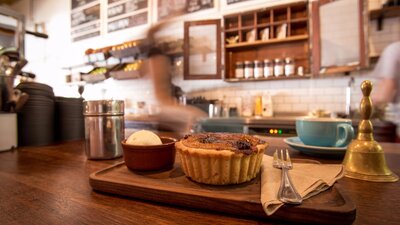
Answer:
[[369, 17, 400, 56]]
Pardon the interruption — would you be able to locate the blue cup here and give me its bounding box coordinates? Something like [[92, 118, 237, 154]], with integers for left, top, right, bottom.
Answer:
[[296, 117, 354, 147]]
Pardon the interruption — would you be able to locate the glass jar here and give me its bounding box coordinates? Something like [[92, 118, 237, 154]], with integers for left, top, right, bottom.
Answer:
[[263, 59, 274, 77], [244, 61, 254, 79], [297, 66, 304, 76], [274, 58, 284, 76], [235, 61, 244, 78], [284, 57, 295, 76], [254, 60, 263, 78]]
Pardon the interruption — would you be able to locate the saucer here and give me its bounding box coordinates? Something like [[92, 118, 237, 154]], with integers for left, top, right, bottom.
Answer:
[[284, 137, 347, 157]]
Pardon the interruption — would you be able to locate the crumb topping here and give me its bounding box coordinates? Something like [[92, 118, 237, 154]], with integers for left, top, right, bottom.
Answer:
[[181, 133, 265, 155]]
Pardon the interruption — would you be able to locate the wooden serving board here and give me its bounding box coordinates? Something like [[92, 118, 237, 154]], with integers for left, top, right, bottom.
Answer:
[[89, 159, 356, 225]]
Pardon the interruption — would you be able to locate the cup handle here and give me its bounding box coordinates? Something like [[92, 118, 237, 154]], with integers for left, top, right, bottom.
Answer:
[[335, 124, 355, 147]]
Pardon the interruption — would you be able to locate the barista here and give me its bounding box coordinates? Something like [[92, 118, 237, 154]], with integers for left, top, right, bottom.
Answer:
[[143, 20, 207, 136], [371, 41, 400, 141]]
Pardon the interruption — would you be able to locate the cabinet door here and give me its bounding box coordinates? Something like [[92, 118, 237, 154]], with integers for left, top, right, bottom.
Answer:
[[310, 0, 369, 75], [183, 19, 222, 80]]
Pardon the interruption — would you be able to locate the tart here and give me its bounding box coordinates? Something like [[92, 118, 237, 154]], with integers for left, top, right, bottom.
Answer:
[[175, 133, 267, 185]]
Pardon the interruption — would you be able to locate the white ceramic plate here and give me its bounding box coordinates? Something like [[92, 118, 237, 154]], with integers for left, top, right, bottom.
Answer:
[[284, 137, 347, 157]]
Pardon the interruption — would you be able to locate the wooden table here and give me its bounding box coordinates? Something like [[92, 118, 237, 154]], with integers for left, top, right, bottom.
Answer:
[[0, 137, 399, 225]]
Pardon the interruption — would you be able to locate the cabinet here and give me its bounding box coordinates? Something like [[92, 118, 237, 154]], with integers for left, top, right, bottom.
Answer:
[[223, 2, 311, 81], [310, 0, 368, 75]]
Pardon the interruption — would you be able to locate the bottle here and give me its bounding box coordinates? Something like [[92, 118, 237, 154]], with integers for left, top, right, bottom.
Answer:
[[254, 95, 263, 117], [284, 57, 295, 76], [221, 96, 229, 117], [241, 95, 253, 117], [297, 66, 304, 76], [262, 95, 274, 117], [244, 61, 254, 79], [263, 59, 274, 78], [274, 58, 284, 76], [235, 61, 244, 78], [254, 60, 264, 78]]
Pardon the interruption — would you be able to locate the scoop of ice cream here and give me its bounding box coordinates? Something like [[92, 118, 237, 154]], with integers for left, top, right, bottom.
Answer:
[[126, 130, 162, 145]]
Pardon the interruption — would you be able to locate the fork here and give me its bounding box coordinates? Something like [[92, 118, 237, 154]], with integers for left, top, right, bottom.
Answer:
[[273, 149, 302, 204]]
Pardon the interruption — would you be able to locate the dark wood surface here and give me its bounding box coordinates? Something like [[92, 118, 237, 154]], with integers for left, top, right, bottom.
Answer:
[[90, 160, 355, 225], [1, 137, 399, 225]]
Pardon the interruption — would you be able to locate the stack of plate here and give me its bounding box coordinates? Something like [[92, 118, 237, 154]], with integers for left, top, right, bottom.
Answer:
[[16, 82, 55, 146], [54, 97, 84, 142]]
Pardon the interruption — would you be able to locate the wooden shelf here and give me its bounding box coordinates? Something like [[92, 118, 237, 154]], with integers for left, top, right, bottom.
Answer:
[[110, 47, 141, 59], [225, 35, 308, 49], [271, 21, 289, 26], [290, 18, 308, 23], [110, 70, 140, 80], [319, 65, 360, 75], [256, 23, 271, 28], [240, 25, 255, 30], [81, 73, 108, 83], [223, 2, 309, 81], [224, 75, 311, 82], [164, 50, 183, 58], [224, 28, 239, 32], [370, 6, 400, 20]]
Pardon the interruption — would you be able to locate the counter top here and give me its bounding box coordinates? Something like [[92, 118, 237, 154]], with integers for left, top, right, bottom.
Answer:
[[0, 137, 399, 224], [124, 114, 396, 128]]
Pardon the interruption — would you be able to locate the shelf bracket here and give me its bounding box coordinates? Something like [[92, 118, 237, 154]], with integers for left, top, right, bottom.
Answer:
[[377, 14, 384, 31]]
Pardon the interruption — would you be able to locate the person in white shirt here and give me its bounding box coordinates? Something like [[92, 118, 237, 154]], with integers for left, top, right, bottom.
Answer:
[[371, 41, 400, 141], [372, 42, 400, 104], [143, 19, 207, 136]]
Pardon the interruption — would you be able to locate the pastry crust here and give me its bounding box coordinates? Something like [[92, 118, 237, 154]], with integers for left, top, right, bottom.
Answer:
[[175, 133, 267, 185]]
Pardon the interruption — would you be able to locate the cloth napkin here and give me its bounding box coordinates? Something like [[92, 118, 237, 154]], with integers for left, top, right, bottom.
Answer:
[[260, 155, 344, 216]]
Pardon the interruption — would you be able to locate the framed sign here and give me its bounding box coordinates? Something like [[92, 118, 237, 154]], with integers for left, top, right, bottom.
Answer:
[[226, 0, 251, 5], [71, 0, 97, 10], [107, 0, 148, 33], [158, 0, 214, 21], [183, 19, 221, 80], [71, 1, 101, 42]]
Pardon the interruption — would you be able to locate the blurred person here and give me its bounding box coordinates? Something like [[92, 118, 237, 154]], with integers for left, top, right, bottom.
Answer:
[[371, 41, 400, 141], [142, 19, 207, 137], [371, 42, 400, 106]]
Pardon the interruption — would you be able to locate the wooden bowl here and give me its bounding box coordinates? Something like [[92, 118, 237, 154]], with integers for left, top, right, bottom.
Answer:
[[121, 137, 177, 171]]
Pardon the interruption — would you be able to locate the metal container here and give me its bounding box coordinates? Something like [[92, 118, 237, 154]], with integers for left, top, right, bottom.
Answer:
[[0, 113, 17, 151], [83, 100, 124, 159], [0, 75, 15, 112]]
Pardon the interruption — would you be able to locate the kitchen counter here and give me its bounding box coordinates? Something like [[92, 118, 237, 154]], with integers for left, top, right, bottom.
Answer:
[[1, 137, 399, 224], [124, 115, 398, 142], [199, 117, 398, 142]]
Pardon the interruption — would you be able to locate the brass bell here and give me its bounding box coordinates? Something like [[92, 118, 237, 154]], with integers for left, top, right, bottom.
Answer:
[[342, 80, 398, 182]]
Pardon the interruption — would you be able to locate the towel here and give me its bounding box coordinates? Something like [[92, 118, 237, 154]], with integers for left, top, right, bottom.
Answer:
[[261, 155, 344, 216]]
